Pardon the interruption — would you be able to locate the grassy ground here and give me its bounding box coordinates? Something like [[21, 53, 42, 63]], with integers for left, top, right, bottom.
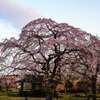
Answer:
[[0, 92, 100, 100], [0, 97, 87, 100]]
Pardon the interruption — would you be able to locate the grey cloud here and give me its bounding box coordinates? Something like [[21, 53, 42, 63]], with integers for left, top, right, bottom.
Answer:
[[0, 0, 41, 29]]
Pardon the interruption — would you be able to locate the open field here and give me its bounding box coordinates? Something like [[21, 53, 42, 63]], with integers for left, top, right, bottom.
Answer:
[[1, 92, 100, 100]]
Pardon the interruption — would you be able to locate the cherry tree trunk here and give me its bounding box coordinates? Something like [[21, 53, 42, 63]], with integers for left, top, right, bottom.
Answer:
[[92, 79, 97, 100], [46, 92, 53, 100], [45, 85, 54, 100]]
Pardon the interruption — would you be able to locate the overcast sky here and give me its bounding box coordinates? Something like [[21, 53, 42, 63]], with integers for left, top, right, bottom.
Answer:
[[0, 0, 100, 41]]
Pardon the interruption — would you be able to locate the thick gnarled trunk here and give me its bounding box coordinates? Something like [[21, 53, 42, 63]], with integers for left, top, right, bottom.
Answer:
[[45, 85, 54, 100], [46, 92, 53, 100]]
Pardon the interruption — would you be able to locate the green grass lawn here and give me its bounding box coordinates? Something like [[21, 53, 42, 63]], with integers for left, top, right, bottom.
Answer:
[[0, 92, 100, 100]]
